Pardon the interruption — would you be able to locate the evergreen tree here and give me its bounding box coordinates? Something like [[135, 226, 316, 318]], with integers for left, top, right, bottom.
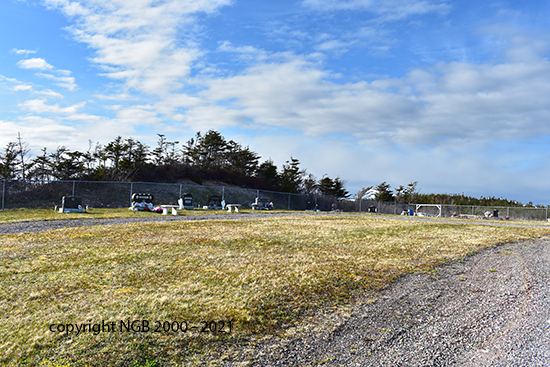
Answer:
[[374, 181, 394, 201], [256, 159, 280, 190], [319, 175, 349, 198], [49, 147, 85, 180], [119, 138, 149, 169], [151, 134, 179, 166], [225, 141, 259, 176], [319, 175, 335, 196], [332, 176, 350, 198], [302, 173, 318, 195], [394, 185, 406, 202], [280, 157, 305, 193], [28, 148, 52, 182], [403, 181, 419, 203], [0, 142, 19, 179], [183, 130, 228, 169], [104, 136, 125, 169], [200, 130, 228, 169]]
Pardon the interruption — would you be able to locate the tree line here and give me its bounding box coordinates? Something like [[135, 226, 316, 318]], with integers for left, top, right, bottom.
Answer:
[[357, 181, 541, 208], [0, 130, 350, 197]]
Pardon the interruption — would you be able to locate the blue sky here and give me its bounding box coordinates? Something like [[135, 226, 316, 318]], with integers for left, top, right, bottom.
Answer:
[[1, 0, 550, 203]]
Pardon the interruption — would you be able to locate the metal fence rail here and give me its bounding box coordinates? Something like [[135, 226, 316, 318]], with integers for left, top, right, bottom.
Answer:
[[1, 179, 548, 221]]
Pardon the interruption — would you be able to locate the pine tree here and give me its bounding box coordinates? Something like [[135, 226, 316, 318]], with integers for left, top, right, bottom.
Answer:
[[280, 157, 305, 193], [0, 142, 19, 179], [256, 159, 280, 190], [374, 182, 394, 201]]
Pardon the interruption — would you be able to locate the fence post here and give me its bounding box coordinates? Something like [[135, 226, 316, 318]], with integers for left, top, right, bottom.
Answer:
[[72, 180, 76, 196], [130, 182, 133, 206], [394, 201, 397, 215], [1, 179, 5, 212], [315, 194, 318, 211], [288, 193, 291, 210], [179, 184, 182, 198], [222, 187, 225, 201]]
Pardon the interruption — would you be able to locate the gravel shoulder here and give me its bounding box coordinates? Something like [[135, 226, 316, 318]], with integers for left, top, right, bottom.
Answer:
[[225, 237, 550, 366]]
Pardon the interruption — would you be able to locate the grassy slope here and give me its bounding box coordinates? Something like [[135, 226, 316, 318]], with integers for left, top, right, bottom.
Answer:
[[1, 214, 549, 366]]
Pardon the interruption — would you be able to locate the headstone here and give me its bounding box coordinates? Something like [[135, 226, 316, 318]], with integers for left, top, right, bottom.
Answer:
[[207, 195, 222, 209], [60, 196, 84, 213], [130, 193, 154, 212], [181, 193, 194, 210], [132, 193, 154, 203], [252, 197, 270, 210]]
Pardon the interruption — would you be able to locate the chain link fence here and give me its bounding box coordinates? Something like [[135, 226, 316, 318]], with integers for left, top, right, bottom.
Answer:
[[1, 179, 548, 221], [0, 179, 331, 212]]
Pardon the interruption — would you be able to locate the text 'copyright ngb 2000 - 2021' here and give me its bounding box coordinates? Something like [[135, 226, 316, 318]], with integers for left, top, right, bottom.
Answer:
[[49, 320, 233, 336]]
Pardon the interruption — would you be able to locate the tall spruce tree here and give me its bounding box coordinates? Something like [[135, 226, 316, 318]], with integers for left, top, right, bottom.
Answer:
[[374, 181, 394, 201], [280, 157, 305, 193]]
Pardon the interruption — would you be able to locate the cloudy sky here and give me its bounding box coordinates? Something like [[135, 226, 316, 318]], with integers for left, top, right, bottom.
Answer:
[[1, 0, 550, 203]]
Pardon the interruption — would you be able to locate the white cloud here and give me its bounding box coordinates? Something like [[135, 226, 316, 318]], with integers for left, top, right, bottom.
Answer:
[[315, 39, 351, 53], [36, 89, 64, 98], [184, 105, 248, 131], [217, 41, 270, 62], [12, 84, 33, 92], [191, 60, 415, 138], [19, 99, 86, 115], [0, 117, 132, 157], [95, 93, 138, 101], [184, 30, 550, 148], [1, 75, 63, 98], [0, 118, 78, 153], [302, 0, 451, 21], [40, 0, 232, 95], [17, 58, 54, 70], [15, 56, 78, 90], [112, 104, 162, 126], [0, 75, 18, 84], [36, 72, 78, 91], [11, 49, 36, 55]]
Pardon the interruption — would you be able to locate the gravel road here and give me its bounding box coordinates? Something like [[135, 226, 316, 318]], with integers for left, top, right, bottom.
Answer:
[[226, 237, 550, 366], [2, 213, 549, 365]]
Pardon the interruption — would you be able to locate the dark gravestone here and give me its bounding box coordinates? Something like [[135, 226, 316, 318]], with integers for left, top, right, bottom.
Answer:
[[181, 193, 194, 210], [207, 195, 222, 209], [60, 196, 84, 213]]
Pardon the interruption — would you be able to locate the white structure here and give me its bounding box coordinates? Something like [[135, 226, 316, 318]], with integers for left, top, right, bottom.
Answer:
[[416, 204, 442, 217]]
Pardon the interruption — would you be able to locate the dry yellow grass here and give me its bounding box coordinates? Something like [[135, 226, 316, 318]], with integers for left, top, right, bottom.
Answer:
[[1, 215, 548, 366]]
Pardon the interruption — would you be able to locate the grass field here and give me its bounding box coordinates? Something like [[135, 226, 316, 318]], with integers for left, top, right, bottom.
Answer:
[[1, 213, 549, 366]]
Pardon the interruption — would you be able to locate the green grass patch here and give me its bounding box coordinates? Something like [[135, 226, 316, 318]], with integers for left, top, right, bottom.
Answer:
[[1, 215, 549, 366]]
